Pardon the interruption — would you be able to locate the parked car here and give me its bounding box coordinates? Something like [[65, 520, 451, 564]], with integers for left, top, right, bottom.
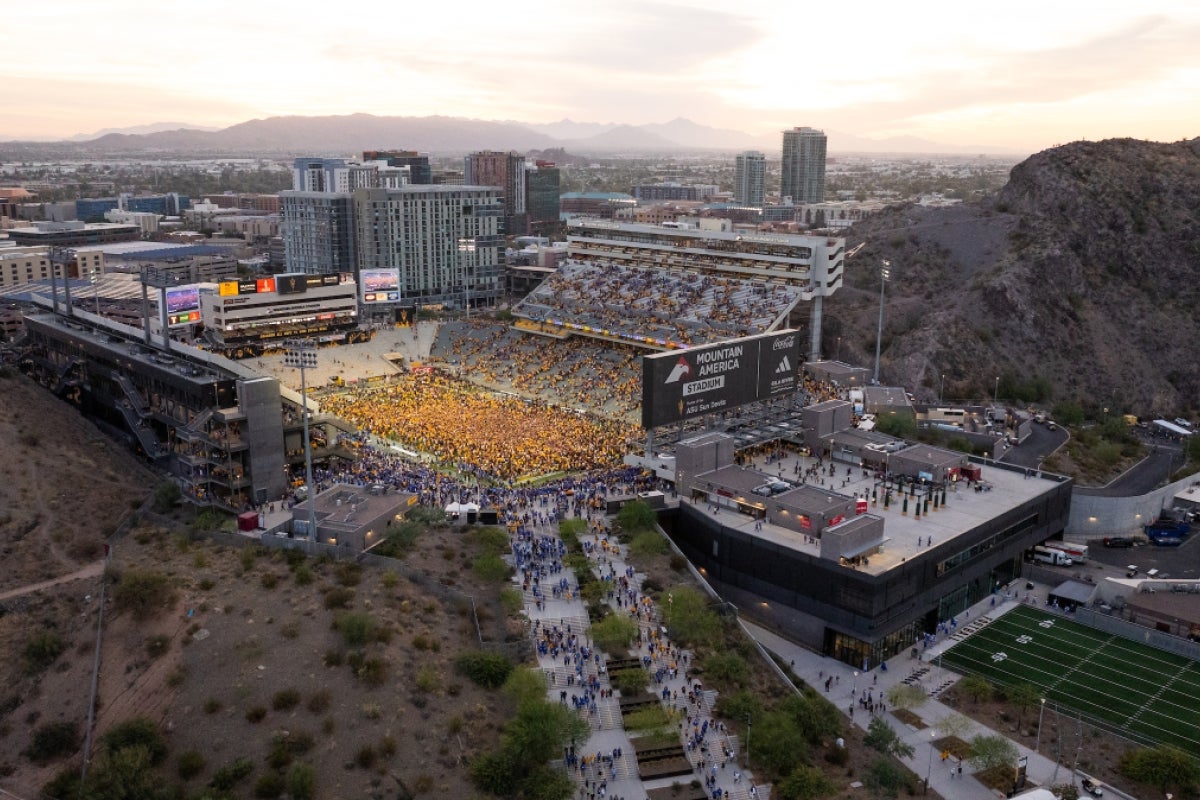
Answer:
[[1081, 777, 1104, 796], [1103, 536, 1135, 548]]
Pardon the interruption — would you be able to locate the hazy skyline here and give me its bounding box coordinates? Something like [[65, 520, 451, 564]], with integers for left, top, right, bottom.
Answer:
[[4, 0, 1198, 152]]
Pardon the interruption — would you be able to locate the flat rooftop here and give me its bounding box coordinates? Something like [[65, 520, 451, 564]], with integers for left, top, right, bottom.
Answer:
[[306, 484, 415, 536], [693, 449, 1066, 576]]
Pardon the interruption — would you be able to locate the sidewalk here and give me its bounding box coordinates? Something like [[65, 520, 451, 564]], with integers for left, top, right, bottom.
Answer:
[[513, 500, 767, 800], [743, 594, 1079, 799]]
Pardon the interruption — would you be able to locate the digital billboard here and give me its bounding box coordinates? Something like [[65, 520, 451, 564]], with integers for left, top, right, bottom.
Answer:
[[275, 274, 308, 295], [361, 268, 400, 303], [165, 285, 200, 315], [641, 329, 801, 429]]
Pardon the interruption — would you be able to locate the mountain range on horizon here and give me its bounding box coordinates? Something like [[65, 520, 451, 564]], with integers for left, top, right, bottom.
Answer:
[[0, 114, 1030, 157]]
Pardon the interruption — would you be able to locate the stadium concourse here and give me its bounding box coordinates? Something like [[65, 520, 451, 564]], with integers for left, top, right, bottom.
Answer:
[[512, 261, 801, 349]]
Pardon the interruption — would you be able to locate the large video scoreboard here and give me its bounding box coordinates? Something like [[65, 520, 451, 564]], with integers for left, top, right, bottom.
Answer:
[[641, 330, 801, 429]]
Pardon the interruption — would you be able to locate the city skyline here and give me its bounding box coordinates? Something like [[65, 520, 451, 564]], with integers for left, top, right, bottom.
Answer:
[[3, 0, 1198, 152]]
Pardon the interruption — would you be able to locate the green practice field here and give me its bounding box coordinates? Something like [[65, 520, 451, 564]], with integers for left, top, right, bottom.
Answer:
[[941, 604, 1200, 754]]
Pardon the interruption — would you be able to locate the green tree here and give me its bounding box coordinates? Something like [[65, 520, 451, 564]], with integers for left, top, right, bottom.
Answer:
[[629, 530, 669, 556], [776, 764, 836, 800], [864, 717, 914, 759], [968, 734, 1018, 771], [1004, 683, 1041, 729], [502, 667, 549, 709], [714, 689, 763, 725], [748, 709, 807, 779], [502, 701, 590, 770], [113, 570, 176, 620], [455, 651, 514, 689], [782, 691, 842, 745], [702, 652, 749, 688], [933, 712, 974, 740], [589, 614, 638, 655], [875, 411, 917, 439], [102, 717, 168, 765], [473, 552, 512, 582], [864, 757, 909, 799], [616, 500, 657, 534], [885, 682, 928, 712], [661, 585, 722, 647], [956, 673, 993, 705], [1119, 744, 1200, 794]]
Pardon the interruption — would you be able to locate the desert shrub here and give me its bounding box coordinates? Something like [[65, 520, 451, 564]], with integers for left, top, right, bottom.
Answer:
[[144, 634, 171, 659], [323, 649, 345, 667], [381, 570, 399, 588], [23, 631, 66, 674], [271, 688, 302, 711], [209, 756, 254, 791], [260, 572, 279, 589], [293, 563, 314, 586], [470, 526, 510, 554], [113, 570, 176, 620], [253, 770, 284, 798], [335, 611, 378, 647], [286, 762, 316, 800], [412, 633, 439, 651], [24, 721, 79, 763], [306, 690, 331, 713], [177, 750, 206, 780], [590, 614, 638, 653], [415, 667, 442, 693], [323, 586, 354, 609], [455, 651, 515, 689], [335, 562, 362, 587], [356, 745, 377, 769], [356, 657, 389, 687], [102, 717, 167, 765], [203, 697, 222, 714], [245, 706, 267, 723]]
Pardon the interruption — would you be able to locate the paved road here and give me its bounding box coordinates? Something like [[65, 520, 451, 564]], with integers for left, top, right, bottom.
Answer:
[[999, 423, 1068, 469], [1075, 445, 1182, 496]]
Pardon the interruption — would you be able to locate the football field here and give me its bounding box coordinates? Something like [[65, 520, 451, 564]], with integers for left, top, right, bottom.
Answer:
[[941, 604, 1200, 754]]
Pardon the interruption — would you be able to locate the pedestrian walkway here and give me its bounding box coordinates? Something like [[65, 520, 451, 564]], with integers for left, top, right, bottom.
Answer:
[[509, 495, 769, 800]]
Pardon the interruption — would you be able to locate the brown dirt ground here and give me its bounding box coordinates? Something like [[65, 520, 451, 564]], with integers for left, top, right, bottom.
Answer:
[[0, 373, 154, 592]]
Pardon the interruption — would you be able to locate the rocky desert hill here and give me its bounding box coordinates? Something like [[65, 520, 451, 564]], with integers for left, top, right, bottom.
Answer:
[[831, 137, 1200, 417]]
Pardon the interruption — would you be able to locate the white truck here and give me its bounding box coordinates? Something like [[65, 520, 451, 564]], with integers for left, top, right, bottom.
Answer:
[[1045, 541, 1089, 563], [1032, 545, 1073, 566]]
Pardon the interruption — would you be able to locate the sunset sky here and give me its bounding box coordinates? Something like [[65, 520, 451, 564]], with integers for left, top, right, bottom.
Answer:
[[3, 0, 1197, 151]]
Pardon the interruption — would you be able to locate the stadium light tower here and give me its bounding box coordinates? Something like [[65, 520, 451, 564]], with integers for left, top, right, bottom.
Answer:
[[284, 340, 318, 543], [872, 260, 891, 385]]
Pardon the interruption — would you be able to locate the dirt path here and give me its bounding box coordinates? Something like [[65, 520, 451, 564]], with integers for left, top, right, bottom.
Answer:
[[0, 559, 105, 602]]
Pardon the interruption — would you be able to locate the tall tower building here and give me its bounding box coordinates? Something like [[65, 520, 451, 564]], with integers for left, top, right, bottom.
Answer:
[[464, 151, 527, 234], [780, 127, 827, 204], [280, 191, 357, 275], [525, 161, 561, 233], [353, 185, 505, 309], [292, 158, 352, 193], [733, 151, 765, 206]]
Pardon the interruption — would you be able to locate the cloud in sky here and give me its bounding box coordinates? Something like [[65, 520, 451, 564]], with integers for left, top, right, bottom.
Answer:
[[1, 0, 1197, 150]]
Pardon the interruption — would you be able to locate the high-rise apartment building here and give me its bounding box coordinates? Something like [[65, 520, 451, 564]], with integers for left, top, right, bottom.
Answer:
[[780, 127, 827, 204], [463, 151, 526, 234], [292, 158, 353, 193], [353, 185, 505, 310], [733, 151, 765, 206], [280, 192, 357, 276]]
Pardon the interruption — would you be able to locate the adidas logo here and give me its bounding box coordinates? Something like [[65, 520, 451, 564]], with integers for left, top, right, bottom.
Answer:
[[775, 356, 792, 374]]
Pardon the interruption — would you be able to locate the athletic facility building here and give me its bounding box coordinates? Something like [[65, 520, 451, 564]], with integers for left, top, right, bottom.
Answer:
[[666, 430, 1073, 668]]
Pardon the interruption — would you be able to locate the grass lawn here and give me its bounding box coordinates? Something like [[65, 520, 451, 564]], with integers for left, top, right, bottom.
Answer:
[[941, 604, 1200, 754]]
